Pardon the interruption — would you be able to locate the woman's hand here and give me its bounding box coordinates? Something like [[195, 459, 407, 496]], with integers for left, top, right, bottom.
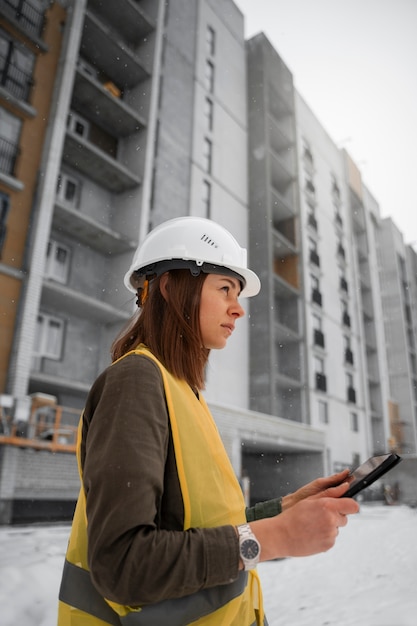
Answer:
[[281, 469, 352, 511], [251, 482, 359, 561]]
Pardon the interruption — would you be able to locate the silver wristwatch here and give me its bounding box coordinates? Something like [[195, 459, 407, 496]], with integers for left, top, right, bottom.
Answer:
[[237, 523, 261, 570]]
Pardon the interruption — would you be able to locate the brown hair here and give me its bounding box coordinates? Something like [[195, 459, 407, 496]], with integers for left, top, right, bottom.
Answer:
[[111, 270, 209, 390]]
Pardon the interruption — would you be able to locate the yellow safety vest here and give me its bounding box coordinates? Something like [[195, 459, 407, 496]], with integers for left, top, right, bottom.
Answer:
[[58, 346, 264, 625]]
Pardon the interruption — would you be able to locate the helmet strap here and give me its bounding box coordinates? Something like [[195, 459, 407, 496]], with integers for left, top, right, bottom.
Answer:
[[136, 279, 149, 308]]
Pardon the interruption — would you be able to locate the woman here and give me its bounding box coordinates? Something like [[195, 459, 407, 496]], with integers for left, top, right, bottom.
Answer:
[[58, 217, 358, 626]]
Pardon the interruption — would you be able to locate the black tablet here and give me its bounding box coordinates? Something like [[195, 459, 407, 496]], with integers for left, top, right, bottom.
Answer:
[[341, 453, 402, 498]]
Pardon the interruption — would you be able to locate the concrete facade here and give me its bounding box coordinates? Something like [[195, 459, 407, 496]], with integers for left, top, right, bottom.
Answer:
[[1, 1, 416, 522]]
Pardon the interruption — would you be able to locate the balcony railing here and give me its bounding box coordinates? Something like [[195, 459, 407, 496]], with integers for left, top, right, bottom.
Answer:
[[0, 54, 34, 102], [0, 136, 20, 176], [0, 403, 79, 453], [3, 0, 46, 39]]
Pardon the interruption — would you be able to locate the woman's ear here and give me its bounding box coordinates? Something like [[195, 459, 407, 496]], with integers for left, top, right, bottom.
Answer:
[[159, 272, 169, 301]]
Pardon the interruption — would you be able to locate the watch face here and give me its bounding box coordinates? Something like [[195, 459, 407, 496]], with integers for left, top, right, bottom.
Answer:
[[241, 538, 260, 560]]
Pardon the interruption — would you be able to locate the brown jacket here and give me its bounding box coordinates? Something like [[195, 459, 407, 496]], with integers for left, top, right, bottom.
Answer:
[[80, 353, 281, 607]]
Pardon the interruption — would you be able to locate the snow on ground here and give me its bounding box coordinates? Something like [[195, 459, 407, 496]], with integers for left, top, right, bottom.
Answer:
[[0, 504, 415, 626]]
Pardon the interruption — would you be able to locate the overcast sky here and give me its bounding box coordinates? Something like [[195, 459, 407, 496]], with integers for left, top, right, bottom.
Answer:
[[234, 0, 417, 247]]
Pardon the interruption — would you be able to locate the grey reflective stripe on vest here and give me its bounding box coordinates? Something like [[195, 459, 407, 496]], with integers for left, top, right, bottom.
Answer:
[[59, 560, 121, 625], [59, 559, 251, 626]]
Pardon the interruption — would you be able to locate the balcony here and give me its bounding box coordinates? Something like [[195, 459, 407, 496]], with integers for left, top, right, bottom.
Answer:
[[2, 0, 47, 45], [53, 200, 137, 255], [272, 226, 297, 260], [268, 79, 294, 130], [0, 402, 79, 453], [72, 64, 147, 137], [88, 0, 155, 45], [0, 53, 34, 103], [41, 280, 131, 325], [269, 117, 295, 174], [0, 136, 19, 177], [63, 130, 142, 192], [270, 154, 296, 217], [81, 10, 151, 89], [271, 186, 296, 224]]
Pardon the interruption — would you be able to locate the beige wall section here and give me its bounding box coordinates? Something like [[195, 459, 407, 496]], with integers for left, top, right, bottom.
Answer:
[[345, 151, 363, 201], [1, 3, 66, 268], [0, 278, 21, 390], [0, 2, 66, 392]]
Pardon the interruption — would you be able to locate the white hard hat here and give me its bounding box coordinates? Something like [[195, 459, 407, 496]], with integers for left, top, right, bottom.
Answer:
[[124, 217, 260, 297]]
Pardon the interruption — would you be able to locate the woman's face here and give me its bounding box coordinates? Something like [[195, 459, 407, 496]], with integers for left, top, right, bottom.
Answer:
[[199, 273, 245, 349]]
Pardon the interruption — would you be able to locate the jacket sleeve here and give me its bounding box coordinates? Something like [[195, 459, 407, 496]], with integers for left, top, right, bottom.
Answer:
[[246, 498, 282, 522], [82, 354, 240, 607]]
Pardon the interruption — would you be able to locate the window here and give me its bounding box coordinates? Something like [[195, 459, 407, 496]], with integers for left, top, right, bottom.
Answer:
[[339, 267, 348, 292], [206, 26, 216, 56], [56, 172, 80, 207], [331, 175, 341, 207], [305, 176, 316, 205], [202, 179, 211, 218], [0, 191, 10, 258], [205, 60, 215, 93], [45, 240, 71, 284], [0, 29, 35, 101], [350, 412, 359, 432], [67, 112, 90, 138], [337, 236, 346, 260], [311, 274, 322, 307], [0, 107, 22, 175], [204, 97, 214, 132], [315, 356, 327, 392], [335, 206, 343, 228], [344, 335, 354, 365], [34, 313, 64, 360], [341, 299, 350, 327], [203, 137, 212, 174], [313, 313, 325, 348], [347, 372, 356, 404], [309, 236, 320, 266], [318, 400, 328, 424], [302, 141, 314, 174], [307, 210, 318, 231]]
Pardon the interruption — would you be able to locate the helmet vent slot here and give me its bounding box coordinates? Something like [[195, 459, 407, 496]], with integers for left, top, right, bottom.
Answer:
[[200, 234, 218, 248]]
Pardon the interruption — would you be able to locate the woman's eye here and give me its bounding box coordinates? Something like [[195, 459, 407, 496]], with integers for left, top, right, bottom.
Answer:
[[221, 286, 229, 294]]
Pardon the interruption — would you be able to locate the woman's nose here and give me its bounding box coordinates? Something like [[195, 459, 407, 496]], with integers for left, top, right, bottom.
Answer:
[[231, 300, 245, 318]]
